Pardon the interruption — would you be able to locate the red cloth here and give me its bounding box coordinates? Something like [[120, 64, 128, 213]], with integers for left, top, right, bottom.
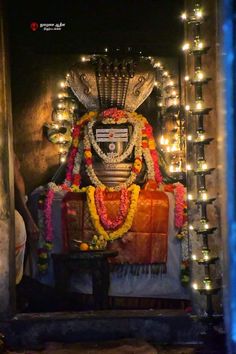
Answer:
[[62, 189, 169, 265]]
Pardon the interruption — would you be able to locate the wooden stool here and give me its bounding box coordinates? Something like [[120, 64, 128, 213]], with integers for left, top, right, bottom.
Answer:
[[52, 250, 118, 310]]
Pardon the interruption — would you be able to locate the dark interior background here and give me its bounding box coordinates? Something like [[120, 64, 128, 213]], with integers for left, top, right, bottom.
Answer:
[[6, 0, 184, 192]]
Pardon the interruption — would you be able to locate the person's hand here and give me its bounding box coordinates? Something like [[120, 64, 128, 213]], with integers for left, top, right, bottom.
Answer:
[[25, 218, 40, 241]]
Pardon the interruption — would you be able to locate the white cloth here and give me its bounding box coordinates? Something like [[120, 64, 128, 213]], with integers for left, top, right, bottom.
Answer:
[[15, 210, 26, 284]]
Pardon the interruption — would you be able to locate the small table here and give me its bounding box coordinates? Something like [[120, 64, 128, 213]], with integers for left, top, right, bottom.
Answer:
[[52, 250, 118, 310]]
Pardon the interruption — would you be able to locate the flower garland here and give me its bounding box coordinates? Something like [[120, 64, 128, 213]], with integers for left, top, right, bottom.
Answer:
[[141, 122, 163, 185], [65, 109, 163, 190], [63, 111, 97, 188], [83, 125, 143, 191], [44, 189, 55, 242], [86, 184, 140, 241], [37, 190, 54, 273], [94, 187, 130, 230]]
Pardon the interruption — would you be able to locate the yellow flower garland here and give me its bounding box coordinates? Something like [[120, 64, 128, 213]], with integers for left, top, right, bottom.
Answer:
[[86, 184, 140, 241]]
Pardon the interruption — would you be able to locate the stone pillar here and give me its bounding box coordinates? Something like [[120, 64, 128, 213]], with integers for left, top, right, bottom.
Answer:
[[0, 3, 16, 317]]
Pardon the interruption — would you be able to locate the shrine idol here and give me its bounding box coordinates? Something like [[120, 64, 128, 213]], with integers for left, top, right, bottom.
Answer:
[[36, 57, 188, 300]]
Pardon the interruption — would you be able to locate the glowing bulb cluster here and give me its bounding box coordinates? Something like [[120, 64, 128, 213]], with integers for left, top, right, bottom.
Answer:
[[195, 9, 203, 19], [186, 164, 192, 171], [187, 135, 192, 141], [60, 155, 66, 163], [185, 105, 190, 111], [204, 279, 212, 290], [188, 194, 193, 201], [160, 136, 169, 145], [195, 70, 204, 81], [181, 12, 187, 20], [199, 190, 208, 201], [195, 101, 203, 110], [192, 254, 197, 261], [182, 42, 190, 51]]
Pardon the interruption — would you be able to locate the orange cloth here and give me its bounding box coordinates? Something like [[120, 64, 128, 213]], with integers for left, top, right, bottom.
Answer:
[[62, 189, 169, 264]]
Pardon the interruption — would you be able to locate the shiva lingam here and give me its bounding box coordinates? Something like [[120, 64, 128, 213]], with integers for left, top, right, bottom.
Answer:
[[67, 56, 156, 188], [40, 56, 179, 272]]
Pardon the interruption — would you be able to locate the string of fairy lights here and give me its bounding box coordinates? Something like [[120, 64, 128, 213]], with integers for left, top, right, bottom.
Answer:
[[181, 0, 220, 316]]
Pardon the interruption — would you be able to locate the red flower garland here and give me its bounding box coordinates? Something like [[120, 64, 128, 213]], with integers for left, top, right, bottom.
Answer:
[[102, 108, 127, 120], [143, 123, 163, 185], [94, 188, 130, 230], [44, 189, 55, 242]]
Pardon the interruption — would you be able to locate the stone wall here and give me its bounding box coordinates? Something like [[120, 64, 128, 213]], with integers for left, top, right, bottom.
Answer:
[[11, 51, 80, 193]]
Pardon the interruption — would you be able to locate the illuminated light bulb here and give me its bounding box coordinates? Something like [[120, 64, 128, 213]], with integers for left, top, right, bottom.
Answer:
[[189, 224, 194, 230], [187, 135, 192, 141], [202, 163, 208, 170], [156, 61, 161, 67], [104, 47, 108, 52], [66, 73, 70, 78], [58, 93, 63, 99], [168, 80, 174, 86], [196, 9, 203, 19], [204, 223, 209, 230], [196, 71, 204, 81], [184, 75, 190, 81], [59, 136, 64, 143], [201, 192, 208, 201], [196, 102, 203, 110], [185, 105, 190, 111], [160, 135, 165, 145], [188, 194, 193, 201], [166, 146, 171, 152], [154, 81, 158, 86], [165, 138, 169, 145], [169, 165, 174, 173], [59, 147, 64, 153], [57, 113, 63, 121], [163, 71, 169, 77], [60, 156, 66, 163], [182, 42, 190, 51], [204, 254, 209, 261], [60, 81, 66, 88], [199, 133, 205, 141], [205, 282, 211, 290], [192, 254, 197, 261], [171, 145, 177, 152], [158, 102, 163, 107], [173, 98, 178, 106], [172, 90, 177, 96], [81, 56, 86, 62], [197, 41, 203, 50], [181, 12, 187, 20], [186, 164, 192, 171], [192, 283, 199, 290], [54, 124, 59, 130], [175, 166, 181, 172]]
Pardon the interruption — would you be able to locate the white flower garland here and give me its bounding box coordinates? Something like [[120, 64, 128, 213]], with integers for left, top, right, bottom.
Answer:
[[87, 118, 141, 164], [142, 148, 156, 180], [72, 141, 83, 175]]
